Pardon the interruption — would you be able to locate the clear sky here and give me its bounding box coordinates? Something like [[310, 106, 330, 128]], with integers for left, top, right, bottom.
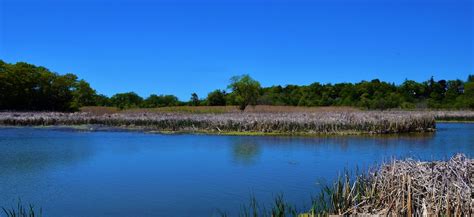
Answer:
[[0, 0, 472, 100]]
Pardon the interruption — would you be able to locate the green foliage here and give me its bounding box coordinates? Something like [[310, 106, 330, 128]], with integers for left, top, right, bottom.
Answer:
[[110, 92, 143, 109], [143, 94, 179, 108], [464, 81, 474, 97], [94, 94, 111, 106], [0, 59, 472, 111], [189, 93, 200, 106], [228, 74, 261, 110], [462, 81, 474, 108], [445, 80, 463, 102], [0, 61, 97, 111], [468, 75, 474, 82], [257, 75, 474, 110], [71, 80, 98, 110], [206, 90, 227, 106], [0, 60, 187, 111]]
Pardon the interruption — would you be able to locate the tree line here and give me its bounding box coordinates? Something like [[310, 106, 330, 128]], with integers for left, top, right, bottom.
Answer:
[[0, 60, 473, 111]]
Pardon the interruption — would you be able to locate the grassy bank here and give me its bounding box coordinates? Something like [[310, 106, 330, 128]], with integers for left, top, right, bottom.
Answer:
[[223, 154, 473, 216], [0, 111, 435, 135]]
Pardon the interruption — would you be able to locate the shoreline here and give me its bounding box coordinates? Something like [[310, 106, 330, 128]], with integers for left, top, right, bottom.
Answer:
[[436, 120, 474, 123]]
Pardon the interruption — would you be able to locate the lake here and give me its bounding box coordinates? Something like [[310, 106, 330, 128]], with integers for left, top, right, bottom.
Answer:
[[0, 123, 472, 216]]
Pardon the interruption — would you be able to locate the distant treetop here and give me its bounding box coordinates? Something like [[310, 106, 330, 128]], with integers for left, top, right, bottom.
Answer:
[[0, 60, 472, 111]]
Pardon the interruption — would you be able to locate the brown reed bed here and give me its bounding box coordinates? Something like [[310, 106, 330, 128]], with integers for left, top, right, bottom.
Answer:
[[326, 153, 473, 216], [224, 154, 473, 217], [0, 111, 435, 135], [82, 106, 474, 122], [429, 110, 474, 122]]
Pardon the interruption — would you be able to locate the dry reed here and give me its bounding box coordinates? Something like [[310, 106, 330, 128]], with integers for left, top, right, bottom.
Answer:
[[317, 154, 473, 216], [0, 111, 435, 134], [429, 110, 474, 121]]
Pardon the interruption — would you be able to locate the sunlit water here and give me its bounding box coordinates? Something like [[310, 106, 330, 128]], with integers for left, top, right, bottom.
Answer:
[[0, 123, 472, 216]]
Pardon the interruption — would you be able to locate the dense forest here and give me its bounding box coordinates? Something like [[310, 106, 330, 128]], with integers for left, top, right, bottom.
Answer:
[[0, 60, 473, 111]]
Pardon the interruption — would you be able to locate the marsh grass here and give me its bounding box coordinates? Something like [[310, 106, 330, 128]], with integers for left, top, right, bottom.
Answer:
[[430, 110, 474, 121], [0, 111, 435, 135], [1, 200, 41, 217], [79, 106, 119, 115], [80, 106, 360, 115], [122, 106, 235, 114], [218, 195, 298, 217]]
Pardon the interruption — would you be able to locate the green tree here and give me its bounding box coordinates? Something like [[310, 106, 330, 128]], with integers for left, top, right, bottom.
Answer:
[[207, 90, 227, 106], [190, 93, 200, 106], [0, 60, 7, 109], [258, 85, 285, 105], [462, 81, 474, 108], [228, 74, 261, 111], [400, 80, 424, 102], [445, 80, 463, 103], [2, 59, 474, 111], [49, 73, 78, 111], [462, 74, 474, 108], [71, 80, 98, 109], [110, 92, 143, 109], [467, 74, 474, 82], [94, 94, 111, 106], [143, 94, 179, 108]]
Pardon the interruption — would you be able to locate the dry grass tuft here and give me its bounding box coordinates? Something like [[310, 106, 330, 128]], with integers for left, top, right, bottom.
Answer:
[[319, 154, 473, 216]]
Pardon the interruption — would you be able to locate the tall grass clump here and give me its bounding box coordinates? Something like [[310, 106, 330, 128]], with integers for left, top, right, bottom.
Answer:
[[223, 154, 473, 216], [0, 111, 436, 135], [2, 200, 41, 217], [219, 195, 298, 217]]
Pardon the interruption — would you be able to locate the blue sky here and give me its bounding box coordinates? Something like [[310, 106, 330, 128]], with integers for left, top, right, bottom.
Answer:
[[0, 0, 472, 100]]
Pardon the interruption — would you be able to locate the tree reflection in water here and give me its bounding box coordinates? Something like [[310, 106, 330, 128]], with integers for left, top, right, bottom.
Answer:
[[231, 138, 261, 165]]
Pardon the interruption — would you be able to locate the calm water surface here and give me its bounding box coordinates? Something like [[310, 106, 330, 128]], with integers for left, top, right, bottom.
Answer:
[[0, 123, 472, 216]]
